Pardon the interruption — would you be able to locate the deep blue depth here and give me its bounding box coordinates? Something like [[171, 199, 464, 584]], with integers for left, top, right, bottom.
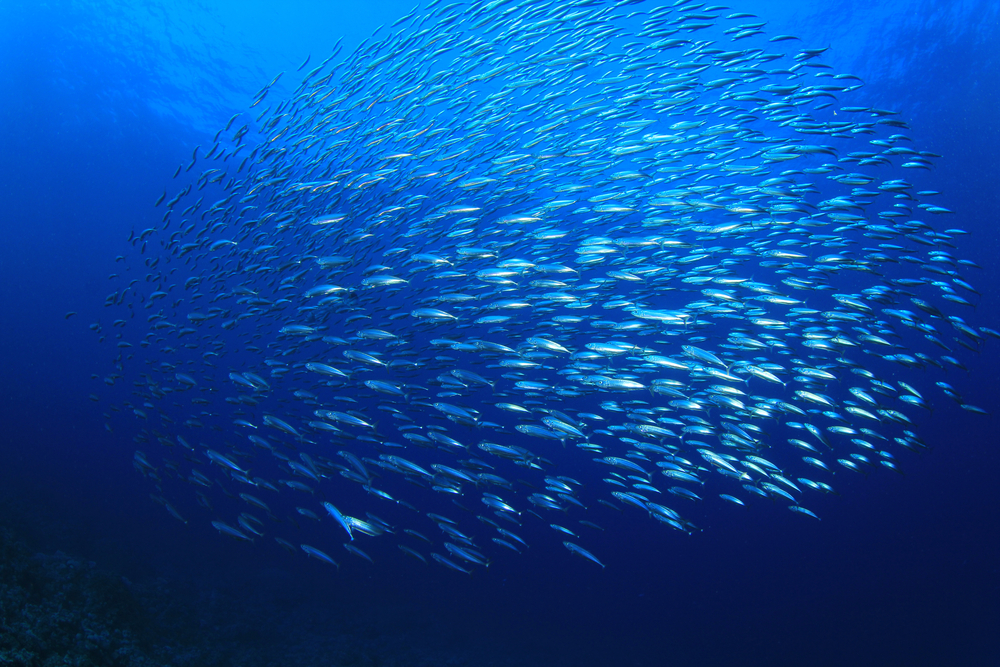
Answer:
[[0, 1, 998, 666]]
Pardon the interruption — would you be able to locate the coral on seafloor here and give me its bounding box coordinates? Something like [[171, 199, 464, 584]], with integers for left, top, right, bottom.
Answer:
[[0, 529, 160, 667]]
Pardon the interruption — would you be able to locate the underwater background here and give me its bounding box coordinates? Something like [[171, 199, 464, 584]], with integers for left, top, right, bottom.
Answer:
[[0, 0, 998, 665]]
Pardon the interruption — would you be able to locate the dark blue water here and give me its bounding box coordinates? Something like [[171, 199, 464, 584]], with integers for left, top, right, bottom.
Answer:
[[0, 1, 997, 665]]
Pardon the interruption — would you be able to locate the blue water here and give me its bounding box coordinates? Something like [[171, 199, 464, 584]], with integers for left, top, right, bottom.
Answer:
[[0, 0, 998, 665]]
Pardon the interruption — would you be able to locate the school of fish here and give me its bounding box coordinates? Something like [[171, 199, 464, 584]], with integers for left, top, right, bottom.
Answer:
[[93, 0, 993, 574]]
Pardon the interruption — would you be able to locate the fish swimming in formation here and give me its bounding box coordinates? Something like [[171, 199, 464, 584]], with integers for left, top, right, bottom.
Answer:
[[97, 0, 994, 575]]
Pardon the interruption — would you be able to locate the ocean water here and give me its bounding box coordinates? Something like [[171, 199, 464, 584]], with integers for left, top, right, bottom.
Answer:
[[0, 1, 997, 666]]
